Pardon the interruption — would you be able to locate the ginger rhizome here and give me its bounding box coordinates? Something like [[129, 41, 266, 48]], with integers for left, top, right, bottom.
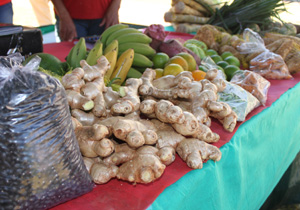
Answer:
[[62, 57, 234, 185]]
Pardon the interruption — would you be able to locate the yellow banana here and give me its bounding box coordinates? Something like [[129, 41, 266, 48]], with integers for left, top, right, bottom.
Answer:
[[104, 47, 118, 80], [100, 23, 128, 49], [85, 40, 103, 66], [68, 37, 87, 69], [110, 48, 134, 85], [103, 39, 118, 55]]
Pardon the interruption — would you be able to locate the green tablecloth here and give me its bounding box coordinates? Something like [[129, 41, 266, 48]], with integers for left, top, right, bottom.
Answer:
[[149, 82, 300, 210]]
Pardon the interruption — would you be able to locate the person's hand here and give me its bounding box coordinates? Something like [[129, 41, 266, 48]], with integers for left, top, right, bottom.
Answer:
[[99, 0, 121, 29], [59, 15, 77, 42]]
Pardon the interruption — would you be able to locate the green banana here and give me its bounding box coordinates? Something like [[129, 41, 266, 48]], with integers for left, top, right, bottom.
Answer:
[[105, 27, 142, 46], [126, 67, 142, 79], [85, 40, 103, 66], [68, 37, 87, 69], [131, 52, 153, 68], [117, 33, 152, 45], [100, 23, 129, 49], [118, 43, 156, 58]]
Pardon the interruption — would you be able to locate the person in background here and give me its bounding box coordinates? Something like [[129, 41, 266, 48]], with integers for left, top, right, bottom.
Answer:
[[0, 0, 13, 24], [51, 0, 121, 42]]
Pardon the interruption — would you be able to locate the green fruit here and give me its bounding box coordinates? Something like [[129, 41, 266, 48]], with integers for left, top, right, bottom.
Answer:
[[210, 55, 223, 64], [198, 65, 209, 72], [23, 53, 69, 76], [221, 51, 234, 60], [205, 49, 218, 56], [152, 52, 169, 69], [184, 39, 208, 51], [224, 65, 240, 81], [217, 60, 229, 69], [224, 56, 240, 68]]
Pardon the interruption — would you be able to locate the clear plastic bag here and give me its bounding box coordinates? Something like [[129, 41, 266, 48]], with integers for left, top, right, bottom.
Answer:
[[238, 28, 292, 80], [218, 81, 260, 121], [201, 56, 227, 80], [0, 54, 94, 210], [230, 70, 271, 106]]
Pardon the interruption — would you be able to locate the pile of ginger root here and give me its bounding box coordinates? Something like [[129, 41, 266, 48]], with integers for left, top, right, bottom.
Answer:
[[61, 55, 238, 185]]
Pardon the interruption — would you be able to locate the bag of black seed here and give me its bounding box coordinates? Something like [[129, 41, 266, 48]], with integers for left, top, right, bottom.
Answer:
[[0, 54, 94, 210]]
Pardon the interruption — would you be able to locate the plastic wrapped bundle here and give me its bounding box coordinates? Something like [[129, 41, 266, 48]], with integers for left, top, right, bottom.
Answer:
[[0, 54, 94, 210]]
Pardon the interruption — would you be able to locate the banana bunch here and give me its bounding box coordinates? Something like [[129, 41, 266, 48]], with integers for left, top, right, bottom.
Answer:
[[66, 37, 104, 69], [101, 23, 156, 80]]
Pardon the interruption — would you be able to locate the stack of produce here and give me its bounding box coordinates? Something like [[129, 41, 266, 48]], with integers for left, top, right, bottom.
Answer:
[[164, 0, 222, 33], [60, 52, 243, 184]]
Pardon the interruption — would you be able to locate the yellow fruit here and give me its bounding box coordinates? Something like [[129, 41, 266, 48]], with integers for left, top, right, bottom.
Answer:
[[155, 68, 164, 79], [177, 52, 197, 71], [163, 64, 184, 76], [192, 70, 206, 81], [152, 52, 169, 69], [165, 55, 189, 71]]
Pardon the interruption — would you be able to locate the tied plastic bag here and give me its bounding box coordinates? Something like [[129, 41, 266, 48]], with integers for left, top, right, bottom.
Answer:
[[0, 53, 94, 210], [218, 81, 260, 121], [238, 28, 292, 80], [230, 70, 271, 106]]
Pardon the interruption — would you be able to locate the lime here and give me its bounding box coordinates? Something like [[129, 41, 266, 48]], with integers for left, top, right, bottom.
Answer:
[[224, 56, 240, 68], [152, 52, 169, 69], [221, 51, 234, 60], [210, 55, 223, 64], [206, 49, 218, 56], [217, 60, 229, 69], [163, 63, 184, 76], [198, 65, 209, 72], [224, 65, 240, 81]]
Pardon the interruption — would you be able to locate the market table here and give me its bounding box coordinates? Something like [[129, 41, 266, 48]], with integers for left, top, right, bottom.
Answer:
[[44, 32, 300, 210]]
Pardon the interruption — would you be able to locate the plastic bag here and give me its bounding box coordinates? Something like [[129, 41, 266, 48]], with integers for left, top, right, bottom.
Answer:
[[230, 70, 270, 106], [238, 28, 292, 80], [201, 56, 226, 80], [0, 54, 94, 210], [218, 81, 260, 121]]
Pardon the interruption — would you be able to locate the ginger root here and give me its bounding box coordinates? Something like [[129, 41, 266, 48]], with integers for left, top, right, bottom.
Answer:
[[176, 138, 222, 169]]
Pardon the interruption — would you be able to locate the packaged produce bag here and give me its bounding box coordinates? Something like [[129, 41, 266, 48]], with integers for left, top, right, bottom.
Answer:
[[0, 53, 94, 210], [218, 81, 260, 121], [230, 70, 270, 106], [238, 28, 292, 80]]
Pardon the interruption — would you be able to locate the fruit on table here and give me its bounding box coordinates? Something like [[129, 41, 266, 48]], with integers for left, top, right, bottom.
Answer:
[[152, 52, 170, 69], [216, 60, 229, 70], [198, 65, 209, 72], [99, 23, 129, 49], [184, 43, 206, 60], [154, 68, 164, 79], [23, 52, 69, 76], [184, 39, 208, 51], [224, 56, 240, 68], [105, 27, 142, 46], [224, 65, 240, 81], [165, 55, 189, 71], [163, 63, 184, 76], [205, 49, 218, 56], [210, 54, 223, 64], [221, 51, 234, 60], [176, 52, 197, 71], [192, 70, 206, 81]]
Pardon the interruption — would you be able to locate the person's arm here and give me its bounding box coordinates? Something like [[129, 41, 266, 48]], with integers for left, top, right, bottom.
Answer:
[[51, 0, 77, 41], [99, 0, 121, 29]]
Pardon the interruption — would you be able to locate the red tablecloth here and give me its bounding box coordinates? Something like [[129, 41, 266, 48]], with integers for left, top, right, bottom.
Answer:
[[43, 33, 300, 210]]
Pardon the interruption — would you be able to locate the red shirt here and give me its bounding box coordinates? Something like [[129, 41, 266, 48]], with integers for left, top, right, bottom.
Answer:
[[62, 0, 112, 19], [0, 0, 11, 6]]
